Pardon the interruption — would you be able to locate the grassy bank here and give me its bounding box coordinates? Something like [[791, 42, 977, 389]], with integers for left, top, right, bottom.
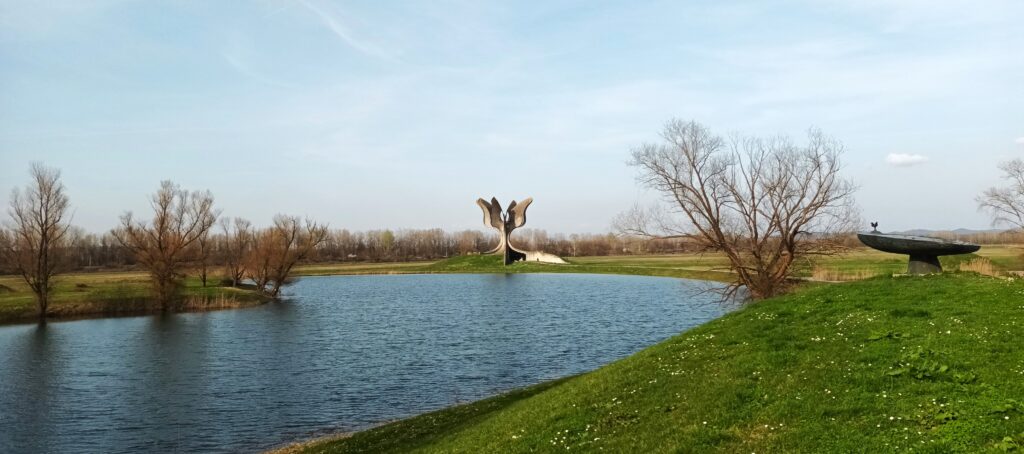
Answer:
[[0, 272, 269, 324], [295, 273, 1024, 453]]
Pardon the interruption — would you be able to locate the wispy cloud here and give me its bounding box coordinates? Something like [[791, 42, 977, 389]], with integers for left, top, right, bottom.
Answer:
[[296, 0, 397, 61], [221, 51, 295, 89], [886, 153, 929, 167], [1015, 137, 1024, 145], [0, 0, 127, 37]]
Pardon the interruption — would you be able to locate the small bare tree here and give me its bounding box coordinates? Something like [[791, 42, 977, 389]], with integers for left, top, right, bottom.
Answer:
[[220, 217, 253, 287], [246, 215, 328, 298], [617, 119, 857, 299], [978, 159, 1024, 229], [195, 225, 213, 288], [113, 181, 219, 310], [2, 163, 74, 320]]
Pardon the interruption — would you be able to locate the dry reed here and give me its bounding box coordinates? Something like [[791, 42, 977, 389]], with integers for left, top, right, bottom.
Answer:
[[958, 257, 999, 277], [810, 267, 885, 282]]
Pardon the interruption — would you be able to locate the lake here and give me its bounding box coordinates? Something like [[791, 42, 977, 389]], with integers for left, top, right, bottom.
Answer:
[[0, 273, 737, 453]]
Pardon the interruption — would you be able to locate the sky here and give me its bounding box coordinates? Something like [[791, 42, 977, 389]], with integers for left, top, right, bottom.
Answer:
[[1, 0, 1022, 234]]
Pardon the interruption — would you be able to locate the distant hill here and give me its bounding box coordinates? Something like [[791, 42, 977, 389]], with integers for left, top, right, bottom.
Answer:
[[890, 228, 1006, 236]]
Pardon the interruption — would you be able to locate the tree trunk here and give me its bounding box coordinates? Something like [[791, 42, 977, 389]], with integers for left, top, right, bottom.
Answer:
[[38, 288, 48, 321]]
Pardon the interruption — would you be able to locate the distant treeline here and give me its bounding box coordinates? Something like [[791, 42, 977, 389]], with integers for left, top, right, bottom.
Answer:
[[922, 230, 1024, 245], [29, 227, 698, 273]]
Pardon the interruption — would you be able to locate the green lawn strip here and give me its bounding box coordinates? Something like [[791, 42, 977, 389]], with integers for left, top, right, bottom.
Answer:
[[0, 275, 267, 324], [302, 273, 1024, 453]]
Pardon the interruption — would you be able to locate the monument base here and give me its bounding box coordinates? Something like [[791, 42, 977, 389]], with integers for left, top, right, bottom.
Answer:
[[503, 246, 526, 265], [907, 254, 942, 275]]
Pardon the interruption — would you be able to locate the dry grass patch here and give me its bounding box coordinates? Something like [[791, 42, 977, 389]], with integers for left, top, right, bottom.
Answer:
[[959, 257, 999, 276], [810, 267, 887, 282]]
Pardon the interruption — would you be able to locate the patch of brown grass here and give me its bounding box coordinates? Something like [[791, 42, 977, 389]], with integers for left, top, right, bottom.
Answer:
[[959, 257, 999, 277], [266, 432, 353, 454], [179, 293, 264, 311], [810, 267, 886, 282]]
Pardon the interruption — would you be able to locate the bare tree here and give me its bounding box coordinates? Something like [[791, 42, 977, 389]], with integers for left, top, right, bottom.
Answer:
[[2, 163, 74, 320], [0, 229, 11, 274], [195, 225, 213, 288], [113, 181, 219, 310], [219, 217, 253, 287], [246, 215, 328, 298], [978, 159, 1024, 229], [616, 119, 857, 299]]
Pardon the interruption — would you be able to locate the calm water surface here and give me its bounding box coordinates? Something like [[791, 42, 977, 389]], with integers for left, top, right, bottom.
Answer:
[[0, 273, 736, 453]]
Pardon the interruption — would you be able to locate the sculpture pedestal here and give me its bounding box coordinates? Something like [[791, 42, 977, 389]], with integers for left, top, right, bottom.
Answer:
[[502, 237, 526, 265], [907, 254, 942, 275]]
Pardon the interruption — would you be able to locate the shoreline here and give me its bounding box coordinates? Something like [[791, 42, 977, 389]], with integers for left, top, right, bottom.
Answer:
[[0, 278, 273, 326], [0, 271, 720, 327], [12, 243, 945, 327], [267, 432, 356, 454], [0, 256, 732, 326], [0, 293, 272, 326], [8, 245, 942, 327], [264, 376, 577, 454]]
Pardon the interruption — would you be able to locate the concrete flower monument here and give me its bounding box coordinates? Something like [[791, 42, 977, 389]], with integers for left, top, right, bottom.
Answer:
[[476, 197, 567, 265]]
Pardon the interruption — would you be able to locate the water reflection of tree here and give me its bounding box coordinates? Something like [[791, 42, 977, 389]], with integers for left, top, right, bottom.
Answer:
[[3, 324, 61, 451]]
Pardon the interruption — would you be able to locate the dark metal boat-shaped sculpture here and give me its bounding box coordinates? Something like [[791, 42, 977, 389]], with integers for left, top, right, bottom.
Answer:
[[857, 228, 980, 274]]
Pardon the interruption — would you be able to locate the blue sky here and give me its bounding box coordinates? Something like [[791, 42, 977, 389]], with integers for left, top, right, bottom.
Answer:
[[1, 0, 1022, 233]]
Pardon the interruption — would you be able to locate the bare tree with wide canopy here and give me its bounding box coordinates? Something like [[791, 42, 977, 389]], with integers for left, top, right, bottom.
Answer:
[[978, 159, 1024, 230], [2, 163, 75, 320], [113, 180, 219, 310], [246, 215, 328, 298], [219, 217, 253, 287], [617, 119, 858, 299]]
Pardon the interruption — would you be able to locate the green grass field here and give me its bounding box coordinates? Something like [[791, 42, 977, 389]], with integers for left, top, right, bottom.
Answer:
[[293, 273, 1024, 453]]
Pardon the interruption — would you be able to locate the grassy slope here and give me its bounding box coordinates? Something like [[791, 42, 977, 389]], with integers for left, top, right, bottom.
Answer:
[[0, 272, 267, 324], [302, 274, 1024, 453]]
